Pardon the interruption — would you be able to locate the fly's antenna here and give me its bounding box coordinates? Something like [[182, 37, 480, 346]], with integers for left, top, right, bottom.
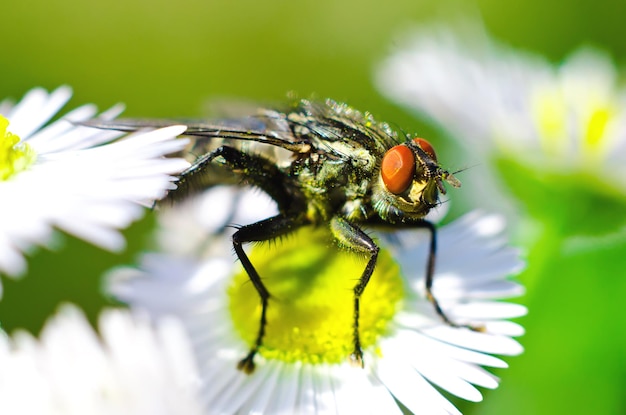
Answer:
[[442, 163, 480, 189], [450, 163, 479, 176]]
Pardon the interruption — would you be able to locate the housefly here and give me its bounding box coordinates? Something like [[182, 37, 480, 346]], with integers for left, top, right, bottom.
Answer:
[[84, 98, 463, 373]]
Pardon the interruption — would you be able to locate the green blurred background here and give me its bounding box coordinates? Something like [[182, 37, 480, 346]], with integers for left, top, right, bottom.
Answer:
[[2, 0, 626, 413]]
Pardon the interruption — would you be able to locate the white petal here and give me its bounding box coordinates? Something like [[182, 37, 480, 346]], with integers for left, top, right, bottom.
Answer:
[[481, 320, 526, 337], [333, 365, 385, 415], [423, 326, 524, 356], [295, 365, 316, 415], [26, 104, 98, 151], [237, 363, 283, 414], [262, 363, 300, 414], [0, 305, 203, 415], [8, 86, 72, 139], [450, 301, 528, 320], [311, 365, 339, 415], [375, 355, 461, 415]]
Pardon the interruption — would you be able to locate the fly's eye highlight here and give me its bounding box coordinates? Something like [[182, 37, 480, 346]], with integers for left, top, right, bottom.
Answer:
[[381, 144, 415, 194], [413, 137, 437, 161]]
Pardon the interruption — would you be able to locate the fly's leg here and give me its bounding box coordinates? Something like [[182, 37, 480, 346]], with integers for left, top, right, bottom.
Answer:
[[330, 217, 379, 367], [163, 145, 294, 211], [233, 214, 308, 374], [161, 145, 308, 373], [416, 220, 483, 331]]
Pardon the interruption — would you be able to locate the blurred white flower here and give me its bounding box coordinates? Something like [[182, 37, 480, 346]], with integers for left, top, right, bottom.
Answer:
[[376, 25, 626, 182], [108, 187, 526, 414], [0, 86, 190, 278], [0, 304, 203, 415]]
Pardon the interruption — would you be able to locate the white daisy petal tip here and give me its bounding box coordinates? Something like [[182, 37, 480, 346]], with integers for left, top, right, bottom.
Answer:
[[0, 87, 192, 277], [128, 124, 188, 142], [473, 212, 506, 236], [99, 102, 126, 120]]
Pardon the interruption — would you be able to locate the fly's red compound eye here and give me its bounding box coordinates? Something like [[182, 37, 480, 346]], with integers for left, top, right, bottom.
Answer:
[[413, 137, 437, 161], [381, 144, 415, 194]]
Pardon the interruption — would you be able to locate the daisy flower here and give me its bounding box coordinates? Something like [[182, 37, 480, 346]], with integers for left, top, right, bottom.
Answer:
[[0, 304, 203, 415], [108, 187, 526, 414], [375, 24, 626, 187], [0, 86, 190, 278]]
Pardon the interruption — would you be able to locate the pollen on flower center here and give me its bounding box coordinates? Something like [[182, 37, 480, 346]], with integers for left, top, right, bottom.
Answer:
[[228, 227, 404, 365], [0, 115, 36, 181]]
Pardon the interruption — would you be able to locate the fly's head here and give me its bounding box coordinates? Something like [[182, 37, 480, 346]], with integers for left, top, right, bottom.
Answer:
[[372, 137, 461, 223]]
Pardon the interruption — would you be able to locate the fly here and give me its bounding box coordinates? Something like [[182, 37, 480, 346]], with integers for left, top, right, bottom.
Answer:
[[83, 98, 464, 373]]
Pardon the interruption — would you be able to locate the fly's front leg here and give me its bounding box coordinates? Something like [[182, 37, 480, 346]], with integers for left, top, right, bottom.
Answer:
[[159, 147, 228, 204], [233, 214, 307, 374], [330, 216, 379, 368], [415, 220, 482, 331], [162, 145, 293, 211]]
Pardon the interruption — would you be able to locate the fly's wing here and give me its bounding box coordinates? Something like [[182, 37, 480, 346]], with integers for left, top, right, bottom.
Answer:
[[81, 110, 311, 165], [81, 111, 314, 204], [286, 99, 401, 159], [81, 99, 399, 162]]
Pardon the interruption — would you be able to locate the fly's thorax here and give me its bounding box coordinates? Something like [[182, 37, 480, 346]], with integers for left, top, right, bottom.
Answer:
[[295, 142, 378, 224], [372, 138, 461, 223]]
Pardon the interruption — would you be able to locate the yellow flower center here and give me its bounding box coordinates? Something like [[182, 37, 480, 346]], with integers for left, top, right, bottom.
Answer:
[[0, 115, 36, 181], [228, 226, 404, 364]]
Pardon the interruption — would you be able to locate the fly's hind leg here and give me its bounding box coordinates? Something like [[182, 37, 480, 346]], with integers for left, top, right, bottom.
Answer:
[[233, 214, 308, 374]]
